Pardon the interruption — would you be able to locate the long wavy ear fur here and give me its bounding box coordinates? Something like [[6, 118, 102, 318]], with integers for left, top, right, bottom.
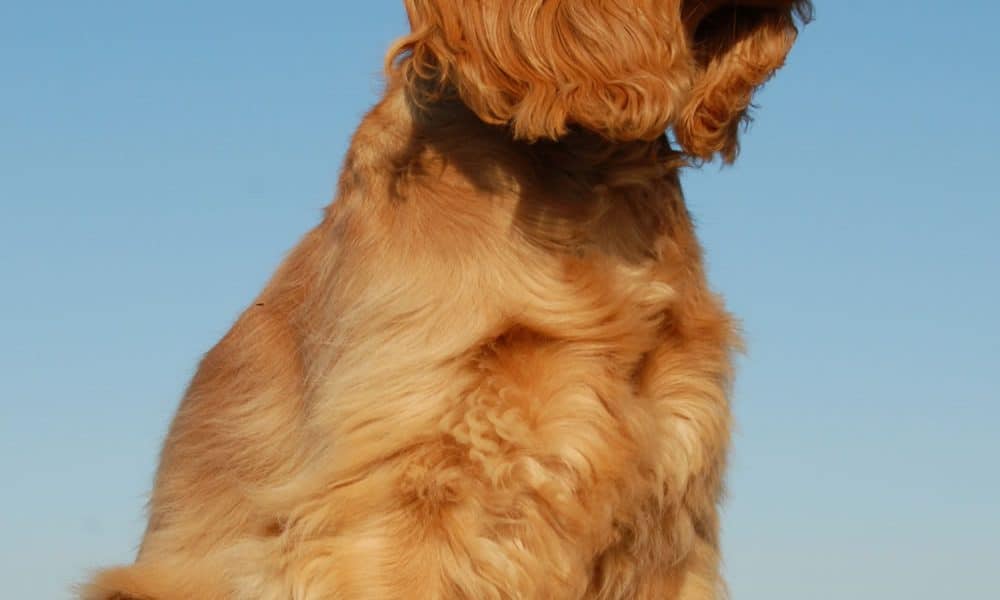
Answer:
[[676, 1, 813, 162], [388, 0, 811, 161], [388, 0, 693, 142]]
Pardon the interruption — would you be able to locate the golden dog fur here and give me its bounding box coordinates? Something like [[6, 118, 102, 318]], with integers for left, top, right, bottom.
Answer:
[[83, 1, 811, 598]]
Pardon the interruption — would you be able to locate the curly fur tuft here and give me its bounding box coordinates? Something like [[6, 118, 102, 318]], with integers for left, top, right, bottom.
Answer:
[[389, 0, 692, 142]]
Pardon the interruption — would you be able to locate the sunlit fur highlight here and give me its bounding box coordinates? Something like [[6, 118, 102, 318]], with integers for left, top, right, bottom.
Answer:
[[82, 2, 810, 598]]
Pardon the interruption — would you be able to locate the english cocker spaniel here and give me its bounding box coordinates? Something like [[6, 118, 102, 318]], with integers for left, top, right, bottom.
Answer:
[[84, 1, 812, 598]]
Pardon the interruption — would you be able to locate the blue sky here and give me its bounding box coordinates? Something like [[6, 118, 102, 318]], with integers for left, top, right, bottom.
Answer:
[[2, 2, 997, 598]]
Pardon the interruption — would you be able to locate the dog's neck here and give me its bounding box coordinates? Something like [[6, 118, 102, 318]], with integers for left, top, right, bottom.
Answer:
[[406, 79, 682, 185], [336, 78, 693, 264]]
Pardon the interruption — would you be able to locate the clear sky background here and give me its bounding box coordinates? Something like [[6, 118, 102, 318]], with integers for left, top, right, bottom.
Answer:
[[2, 2, 997, 598]]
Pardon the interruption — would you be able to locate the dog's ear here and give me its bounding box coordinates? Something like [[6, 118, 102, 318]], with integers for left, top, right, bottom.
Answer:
[[389, 0, 693, 142], [675, 0, 813, 162]]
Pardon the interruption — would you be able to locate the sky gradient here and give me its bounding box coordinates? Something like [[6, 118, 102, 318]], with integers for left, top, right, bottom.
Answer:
[[2, 2, 998, 598]]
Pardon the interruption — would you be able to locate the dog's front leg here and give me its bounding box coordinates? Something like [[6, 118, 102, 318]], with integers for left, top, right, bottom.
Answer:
[[586, 291, 736, 600], [643, 296, 735, 600]]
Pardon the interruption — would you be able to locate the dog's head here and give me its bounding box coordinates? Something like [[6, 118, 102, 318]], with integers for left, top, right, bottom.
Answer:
[[389, 0, 811, 162]]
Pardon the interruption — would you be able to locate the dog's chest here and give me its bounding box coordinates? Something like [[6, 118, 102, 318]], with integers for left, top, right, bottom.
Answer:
[[315, 253, 673, 518]]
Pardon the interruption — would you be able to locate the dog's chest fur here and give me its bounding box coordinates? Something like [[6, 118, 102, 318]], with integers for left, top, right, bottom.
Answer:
[[216, 88, 733, 597]]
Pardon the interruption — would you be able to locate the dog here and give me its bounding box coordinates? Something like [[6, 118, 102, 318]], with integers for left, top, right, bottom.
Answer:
[[83, 1, 811, 598]]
